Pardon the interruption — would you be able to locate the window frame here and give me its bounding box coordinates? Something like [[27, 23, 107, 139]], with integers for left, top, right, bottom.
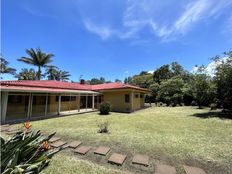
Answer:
[[125, 94, 130, 103]]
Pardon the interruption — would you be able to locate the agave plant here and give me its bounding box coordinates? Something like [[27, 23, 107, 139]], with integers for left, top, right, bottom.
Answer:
[[1, 122, 63, 174]]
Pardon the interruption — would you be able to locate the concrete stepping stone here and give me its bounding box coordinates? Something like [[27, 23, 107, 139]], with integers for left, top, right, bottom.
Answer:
[[184, 165, 207, 174], [1, 127, 10, 131], [108, 153, 127, 166], [49, 137, 61, 143], [67, 141, 82, 148], [1, 124, 10, 128], [94, 146, 110, 156], [7, 128, 18, 132], [155, 164, 177, 174], [74, 146, 91, 155], [132, 154, 149, 167], [5, 130, 18, 135], [50, 140, 67, 148]]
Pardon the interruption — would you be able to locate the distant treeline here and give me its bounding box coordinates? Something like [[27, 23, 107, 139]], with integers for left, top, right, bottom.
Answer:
[[125, 49, 232, 110]]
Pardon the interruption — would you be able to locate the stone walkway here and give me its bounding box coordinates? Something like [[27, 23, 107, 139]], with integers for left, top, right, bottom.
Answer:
[[0, 124, 208, 174]]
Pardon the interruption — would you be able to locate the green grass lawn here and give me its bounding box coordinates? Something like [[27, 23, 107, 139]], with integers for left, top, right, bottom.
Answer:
[[12, 106, 232, 174]]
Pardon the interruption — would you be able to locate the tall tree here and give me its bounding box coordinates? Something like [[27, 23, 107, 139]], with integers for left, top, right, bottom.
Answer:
[[191, 66, 212, 108], [0, 56, 16, 76], [45, 65, 59, 80], [89, 77, 106, 85], [56, 70, 70, 81], [18, 48, 54, 80], [124, 76, 133, 84], [170, 62, 184, 76], [115, 79, 122, 83], [157, 77, 185, 106], [213, 50, 232, 109], [131, 73, 153, 88], [153, 64, 172, 84], [15, 68, 37, 80]]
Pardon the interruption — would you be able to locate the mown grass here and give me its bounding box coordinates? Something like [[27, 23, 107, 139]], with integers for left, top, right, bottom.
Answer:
[[43, 151, 129, 174], [12, 106, 232, 174]]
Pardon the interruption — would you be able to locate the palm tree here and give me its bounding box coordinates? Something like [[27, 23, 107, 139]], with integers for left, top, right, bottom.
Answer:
[[18, 48, 54, 80], [45, 65, 59, 80], [0, 56, 16, 76], [15, 68, 37, 80], [56, 70, 70, 81]]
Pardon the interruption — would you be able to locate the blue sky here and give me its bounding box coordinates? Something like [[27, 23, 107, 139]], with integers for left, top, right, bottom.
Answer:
[[2, 0, 232, 81]]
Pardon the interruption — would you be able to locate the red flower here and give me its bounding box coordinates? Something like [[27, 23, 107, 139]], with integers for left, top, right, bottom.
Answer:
[[42, 141, 50, 150], [24, 121, 31, 130]]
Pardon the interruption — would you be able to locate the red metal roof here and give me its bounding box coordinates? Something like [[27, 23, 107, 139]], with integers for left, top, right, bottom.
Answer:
[[92, 82, 149, 92], [0, 80, 92, 90], [0, 80, 149, 93]]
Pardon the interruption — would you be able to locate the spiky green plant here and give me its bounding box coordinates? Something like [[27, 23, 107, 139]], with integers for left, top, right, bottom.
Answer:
[[1, 128, 63, 174]]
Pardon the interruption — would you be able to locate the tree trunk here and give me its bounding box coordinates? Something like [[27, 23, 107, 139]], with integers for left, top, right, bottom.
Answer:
[[37, 66, 41, 80]]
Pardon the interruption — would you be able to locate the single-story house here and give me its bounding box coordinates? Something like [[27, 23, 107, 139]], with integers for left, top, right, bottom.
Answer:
[[0, 80, 150, 123]]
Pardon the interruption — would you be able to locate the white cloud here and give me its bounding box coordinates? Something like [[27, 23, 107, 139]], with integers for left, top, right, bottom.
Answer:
[[83, 20, 115, 40], [82, 0, 232, 41], [148, 70, 154, 74], [124, 70, 129, 74], [191, 57, 228, 76], [173, 0, 209, 35]]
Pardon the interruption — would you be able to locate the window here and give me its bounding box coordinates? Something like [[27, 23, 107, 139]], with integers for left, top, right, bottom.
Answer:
[[140, 94, 144, 98], [135, 94, 139, 98], [8, 95, 22, 103], [125, 94, 130, 103], [56, 96, 76, 102]]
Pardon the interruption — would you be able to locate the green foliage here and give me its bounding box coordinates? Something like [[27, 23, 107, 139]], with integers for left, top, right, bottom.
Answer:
[[114, 79, 122, 83], [210, 103, 218, 110], [89, 77, 106, 85], [1, 129, 62, 174], [124, 76, 133, 84], [191, 66, 214, 108], [157, 77, 184, 106], [18, 48, 54, 80], [99, 102, 111, 115], [131, 73, 153, 88], [213, 51, 232, 110], [97, 121, 110, 133], [149, 83, 160, 102], [153, 64, 172, 84], [15, 68, 38, 80], [0, 56, 16, 76], [45, 66, 70, 81]]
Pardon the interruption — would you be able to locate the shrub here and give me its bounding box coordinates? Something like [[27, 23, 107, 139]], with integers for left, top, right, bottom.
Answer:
[[100, 102, 111, 115], [97, 121, 110, 133], [1, 122, 62, 174], [191, 100, 197, 106], [169, 103, 176, 107], [210, 103, 217, 110]]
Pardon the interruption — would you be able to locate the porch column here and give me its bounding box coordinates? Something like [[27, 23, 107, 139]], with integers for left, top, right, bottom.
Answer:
[[45, 93, 48, 117], [28, 93, 33, 120], [131, 91, 134, 112], [92, 94, 95, 110], [78, 94, 80, 112], [58, 95, 61, 115], [86, 95, 88, 110], [1, 91, 8, 123]]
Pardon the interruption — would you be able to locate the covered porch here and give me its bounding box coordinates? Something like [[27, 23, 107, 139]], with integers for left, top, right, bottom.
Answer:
[[1, 89, 102, 123]]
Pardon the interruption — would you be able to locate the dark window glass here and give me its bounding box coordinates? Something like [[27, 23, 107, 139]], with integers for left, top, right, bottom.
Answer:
[[56, 96, 76, 102], [125, 94, 130, 103], [140, 94, 144, 98], [135, 94, 139, 98], [8, 95, 22, 103]]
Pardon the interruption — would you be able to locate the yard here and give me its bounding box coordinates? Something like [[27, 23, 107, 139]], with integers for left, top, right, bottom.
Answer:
[[11, 106, 232, 174]]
